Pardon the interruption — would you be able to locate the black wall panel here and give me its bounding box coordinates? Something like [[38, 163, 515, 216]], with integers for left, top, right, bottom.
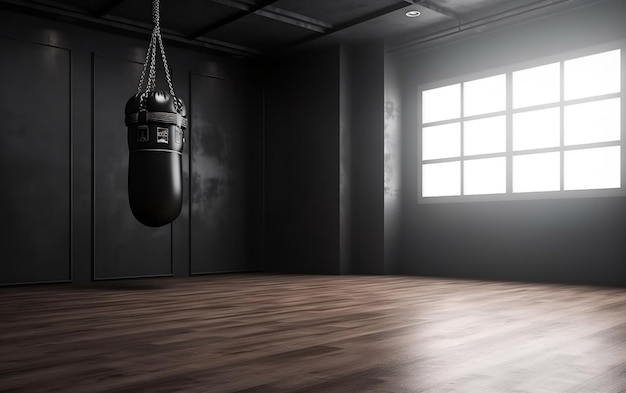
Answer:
[[264, 42, 387, 275], [346, 42, 385, 274], [339, 46, 352, 274], [0, 37, 71, 284], [93, 55, 172, 280], [0, 9, 263, 285], [190, 74, 249, 273], [264, 47, 341, 274]]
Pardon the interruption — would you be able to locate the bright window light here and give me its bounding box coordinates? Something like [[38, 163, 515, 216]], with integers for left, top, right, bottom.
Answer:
[[564, 146, 621, 191], [565, 49, 621, 100], [464, 116, 506, 156], [513, 62, 560, 109], [422, 84, 460, 123], [513, 152, 560, 193], [422, 161, 461, 197], [422, 123, 461, 160], [419, 46, 622, 202], [464, 74, 506, 116], [464, 157, 506, 195], [513, 107, 560, 151], [564, 98, 621, 146]]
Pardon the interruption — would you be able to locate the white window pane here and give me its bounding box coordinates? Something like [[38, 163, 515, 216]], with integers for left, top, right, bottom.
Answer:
[[422, 84, 461, 123], [464, 116, 506, 156], [464, 157, 506, 196], [564, 146, 620, 191], [422, 162, 461, 197], [513, 152, 560, 193], [513, 62, 560, 109], [564, 49, 621, 100], [464, 74, 506, 116], [513, 107, 560, 151], [422, 123, 461, 160], [564, 98, 621, 146]]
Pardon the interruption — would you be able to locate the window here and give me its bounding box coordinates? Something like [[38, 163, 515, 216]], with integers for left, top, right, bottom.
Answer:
[[419, 47, 622, 201]]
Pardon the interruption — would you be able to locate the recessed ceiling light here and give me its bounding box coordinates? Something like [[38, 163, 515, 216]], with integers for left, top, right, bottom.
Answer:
[[405, 10, 421, 18]]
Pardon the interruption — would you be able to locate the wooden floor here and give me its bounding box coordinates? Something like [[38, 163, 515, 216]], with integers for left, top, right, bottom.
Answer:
[[1, 274, 625, 392]]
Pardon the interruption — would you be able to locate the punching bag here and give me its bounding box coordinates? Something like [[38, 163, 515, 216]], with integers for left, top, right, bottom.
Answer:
[[125, 0, 187, 227], [125, 91, 187, 227]]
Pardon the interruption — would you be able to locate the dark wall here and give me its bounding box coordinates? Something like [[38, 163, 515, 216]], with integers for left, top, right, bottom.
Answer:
[[264, 46, 341, 274], [339, 46, 352, 274], [189, 74, 258, 274], [264, 41, 387, 274], [398, 0, 626, 286], [346, 41, 385, 274], [0, 37, 71, 284], [0, 10, 263, 285]]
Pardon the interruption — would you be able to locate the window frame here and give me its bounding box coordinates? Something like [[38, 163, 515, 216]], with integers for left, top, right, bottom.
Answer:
[[417, 41, 626, 204]]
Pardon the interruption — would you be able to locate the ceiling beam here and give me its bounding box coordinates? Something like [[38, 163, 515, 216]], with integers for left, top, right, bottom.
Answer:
[[209, 0, 330, 33], [187, 0, 279, 39], [92, 0, 127, 18], [413, 0, 460, 21], [0, 0, 260, 57], [259, 5, 332, 31], [276, 1, 410, 52], [331, 1, 412, 31], [104, 14, 261, 55]]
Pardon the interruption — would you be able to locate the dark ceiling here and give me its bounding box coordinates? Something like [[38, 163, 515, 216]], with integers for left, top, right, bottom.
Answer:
[[0, 0, 599, 57]]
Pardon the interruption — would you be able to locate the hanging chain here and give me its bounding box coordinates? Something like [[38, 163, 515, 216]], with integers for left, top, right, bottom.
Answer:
[[136, 0, 180, 112], [136, 37, 152, 95]]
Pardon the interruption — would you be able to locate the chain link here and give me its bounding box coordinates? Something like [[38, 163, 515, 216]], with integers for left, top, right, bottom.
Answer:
[[136, 0, 180, 112]]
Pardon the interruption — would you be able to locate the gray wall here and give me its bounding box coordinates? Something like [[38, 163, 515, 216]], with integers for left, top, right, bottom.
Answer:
[[397, 0, 626, 286], [0, 10, 263, 285], [384, 48, 402, 275]]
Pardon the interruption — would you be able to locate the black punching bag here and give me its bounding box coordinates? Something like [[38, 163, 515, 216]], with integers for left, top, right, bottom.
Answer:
[[125, 91, 187, 227]]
